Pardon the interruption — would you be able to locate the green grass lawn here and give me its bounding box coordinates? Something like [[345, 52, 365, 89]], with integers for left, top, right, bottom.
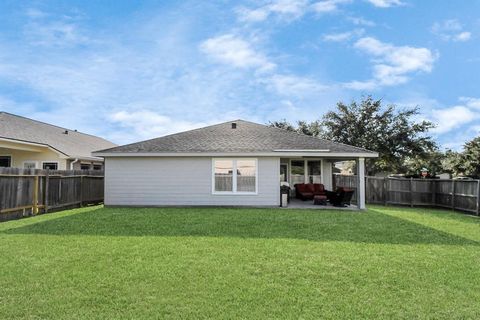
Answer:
[[1, 205, 479, 319]]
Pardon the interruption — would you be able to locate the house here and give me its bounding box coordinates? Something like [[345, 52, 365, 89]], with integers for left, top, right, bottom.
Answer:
[[94, 120, 378, 209], [0, 112, 116, 170]]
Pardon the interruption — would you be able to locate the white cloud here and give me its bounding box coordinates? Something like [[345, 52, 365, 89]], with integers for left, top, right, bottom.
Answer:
[[347, 16, 376, 27], [199, 34, 276, 72], [0, 9, 268, 144], [431, 105, 477, 134], [454, 31, 471, 42], [261, 74, 329, 96], [311, 0, 352, 13], [109, 110, 210, 141], [366, 0, 404, 8], [23, 9, 89, 47], [343, 80, 377, 90], [459, 97, 480, 109], [323, 28, 364, 42], [25, 21, 89, 47], [431, 20, 472, 42], [347, 37, 437, 89], [236, 0, 351, 23], [2, 5, 346, 145], [397, 96, 480, 150], [236, 0, 309, 22]]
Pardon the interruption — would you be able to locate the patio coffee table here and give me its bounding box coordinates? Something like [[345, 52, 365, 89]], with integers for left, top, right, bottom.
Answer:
[[313, 194, 327, 205]]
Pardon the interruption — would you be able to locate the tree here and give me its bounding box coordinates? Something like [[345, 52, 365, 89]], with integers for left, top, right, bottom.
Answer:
[[460, 137, 480, 177], [441, 150, 463, 176], [319, 96, 437, 175], [269, 119, 322, 137], [268, 119, 296, 132], [441, 137, 480, 178], [403, 151, 445, 177], [270, 96, 437, 175]]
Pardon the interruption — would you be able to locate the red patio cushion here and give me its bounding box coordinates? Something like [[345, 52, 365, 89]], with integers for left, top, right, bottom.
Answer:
[[313, 184, 325, 194], [296, 183, 309, 193]]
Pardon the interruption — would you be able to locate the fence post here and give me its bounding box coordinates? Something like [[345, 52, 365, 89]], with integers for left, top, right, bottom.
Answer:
[[365, 176, 369, 203], [33, 175, 39, 215], [44, 170, 49, 213], [476, 180, 480, 216], [431, 180, 436, 206], [451, 179, 456, 211], [80, 175, 84, 207], [410, 178, 414, 207], [383, 177, 388, 206]]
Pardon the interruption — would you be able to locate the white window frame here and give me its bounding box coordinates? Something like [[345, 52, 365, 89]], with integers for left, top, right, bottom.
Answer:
[[212, 158, 258, 195], [23, 160, 38, 169], [41, 161, 59, 170]]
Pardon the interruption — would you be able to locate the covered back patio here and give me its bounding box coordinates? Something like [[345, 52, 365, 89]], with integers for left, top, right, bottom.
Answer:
[[279, 156, 367, 210]]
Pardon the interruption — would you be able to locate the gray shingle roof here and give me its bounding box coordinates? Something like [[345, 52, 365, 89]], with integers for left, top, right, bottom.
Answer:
[[0, 112, 116, 159], [97, 119, 376, 155]]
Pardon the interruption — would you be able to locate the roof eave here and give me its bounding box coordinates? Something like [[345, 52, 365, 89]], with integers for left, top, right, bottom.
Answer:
[[93, 151, 379, 158]]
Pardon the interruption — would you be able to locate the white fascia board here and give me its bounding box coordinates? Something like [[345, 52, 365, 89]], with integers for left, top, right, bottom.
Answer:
[[274, 149, 330, 152], [93, 151, 379, 158], [0, 137, 69, 158]]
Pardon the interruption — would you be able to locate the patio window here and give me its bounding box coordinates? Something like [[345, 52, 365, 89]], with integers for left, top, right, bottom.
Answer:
[[213, 159, 257, 194]]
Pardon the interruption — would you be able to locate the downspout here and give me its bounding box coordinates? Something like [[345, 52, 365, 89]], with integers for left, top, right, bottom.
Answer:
[[70, 158, 79, 170]]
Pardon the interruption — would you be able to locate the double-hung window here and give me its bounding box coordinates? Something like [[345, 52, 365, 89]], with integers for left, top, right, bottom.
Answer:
[[213, 159, 257, 194], [42, 162, 58, 170]]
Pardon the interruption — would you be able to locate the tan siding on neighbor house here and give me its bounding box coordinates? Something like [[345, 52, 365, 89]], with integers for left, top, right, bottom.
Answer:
[[104, 157, 280, 206], [0, 146, 68, 169]]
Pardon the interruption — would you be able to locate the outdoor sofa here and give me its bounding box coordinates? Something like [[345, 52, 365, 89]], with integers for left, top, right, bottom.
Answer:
[[294, 183, 327, 201]]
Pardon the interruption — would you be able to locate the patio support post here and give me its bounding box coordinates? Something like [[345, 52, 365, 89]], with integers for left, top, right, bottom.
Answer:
[[357, 157, 366, 210], [304, 159, 308, 184]]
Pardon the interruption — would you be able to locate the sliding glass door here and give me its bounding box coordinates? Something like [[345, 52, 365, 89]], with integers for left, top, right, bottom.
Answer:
[[290, 160, 305, 186]]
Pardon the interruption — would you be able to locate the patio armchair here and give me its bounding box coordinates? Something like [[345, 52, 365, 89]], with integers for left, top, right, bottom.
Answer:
[[327, 187, 354, 207]]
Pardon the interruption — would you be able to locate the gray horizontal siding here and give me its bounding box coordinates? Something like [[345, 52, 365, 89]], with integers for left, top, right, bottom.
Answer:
[[104, 157, 280, 206]]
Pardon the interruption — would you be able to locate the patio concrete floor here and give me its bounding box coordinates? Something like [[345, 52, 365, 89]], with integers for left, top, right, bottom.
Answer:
[[283, 198, 359, 210]]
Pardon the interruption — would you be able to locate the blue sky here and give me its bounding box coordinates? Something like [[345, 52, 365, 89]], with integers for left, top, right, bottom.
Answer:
[[0, 0, 479, 149]]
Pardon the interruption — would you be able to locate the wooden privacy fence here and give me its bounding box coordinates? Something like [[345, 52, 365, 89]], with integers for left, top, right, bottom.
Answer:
[[0, 168, 104, 222], [334, 175, 480, 215]]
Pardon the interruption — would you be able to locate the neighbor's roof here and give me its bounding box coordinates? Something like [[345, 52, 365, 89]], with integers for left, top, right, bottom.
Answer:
[[0, 112, 116, 159], [96, 120, 377, 157]]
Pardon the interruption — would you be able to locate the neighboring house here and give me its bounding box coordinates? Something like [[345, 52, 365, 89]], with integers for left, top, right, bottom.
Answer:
[[94, 120, 378, 209], [0, 112, 116, 170]]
